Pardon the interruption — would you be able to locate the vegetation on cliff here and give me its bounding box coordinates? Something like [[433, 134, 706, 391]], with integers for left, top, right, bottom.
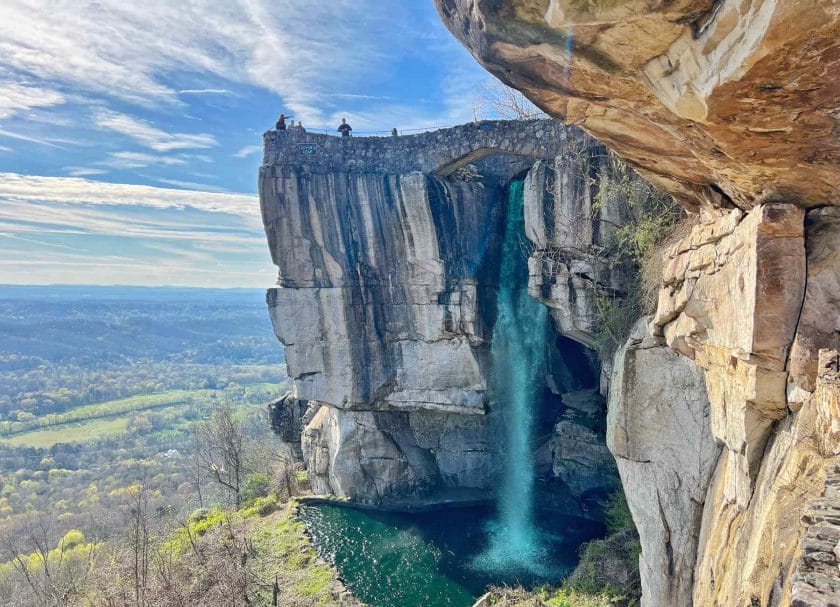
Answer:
[[590, 156, 685, 358]]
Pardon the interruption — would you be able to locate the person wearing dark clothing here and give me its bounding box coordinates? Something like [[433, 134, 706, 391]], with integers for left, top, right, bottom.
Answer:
[[338, 118, 352, 137], [276, 113, 290, 130]]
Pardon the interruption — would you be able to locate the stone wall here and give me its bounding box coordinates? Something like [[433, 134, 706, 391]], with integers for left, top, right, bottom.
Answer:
[[263, 119, 575, 176]]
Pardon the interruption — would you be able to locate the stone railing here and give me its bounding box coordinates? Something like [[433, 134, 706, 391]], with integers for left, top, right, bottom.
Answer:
[[262, 118, 577, 175]]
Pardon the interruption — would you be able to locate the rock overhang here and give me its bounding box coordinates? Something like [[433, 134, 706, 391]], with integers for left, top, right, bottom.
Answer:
[[435, 0, 840, 211]]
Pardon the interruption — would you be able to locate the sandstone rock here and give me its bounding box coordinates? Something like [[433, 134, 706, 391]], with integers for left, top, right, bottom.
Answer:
[[789, 208, 840, 394], [607, 320, 720, 607], [435, 0, 840, 210], [268, 391, 310, 443], [694, 349, 840, 607], [261, 139, 520, 501], [261, 121, 630, 502], [653, 202, 805, 505], [549, 389, 619, 497], [268, 391, 314, 458], [433, 3, 840, 606], [300, 403, 493, 502], [263, 171, 498, 412]]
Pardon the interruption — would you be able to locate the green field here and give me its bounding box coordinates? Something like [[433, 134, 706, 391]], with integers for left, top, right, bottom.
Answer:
[[1, 416, 132, 448], [0, 382, 286, 448], [0, 389, 214, 436]]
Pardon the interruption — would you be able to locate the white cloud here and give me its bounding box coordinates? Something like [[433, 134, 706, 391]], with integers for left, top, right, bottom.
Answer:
[[0, 145, 11, 152], [154, 178, 230, 193], [100, 151, 187, 169], [0, 82, 65, 118], [0, 172, 272, 287], [179, 153, 214, 163], [327, 93, 395, 101], [95, 109, 217, 152], [0, 2, 464, 128], [0, 127, 67, 148], [64, 167, 109, 177], [0, 172, 257, 216], [234, 145, 261, 158], [178, 88, 232, 95]]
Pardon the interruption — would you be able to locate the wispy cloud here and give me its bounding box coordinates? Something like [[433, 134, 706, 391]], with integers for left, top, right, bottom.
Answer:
[[0, 2, 491, 287], [234, 145, 261, 158], [0, 127, 67, 148], [154, 178, 230, 193], [95, 109, 217, 152], [327, 93, 395, 101], [0, 2, 476, 127], [64, 167, 109, 177], [0, 82, 65, 118], [178, 88, 233, 95], [179, 153, 213, 163], [0, 172, 270, 286], [99, 151, 187, 169], [0, 172, 257, 216]]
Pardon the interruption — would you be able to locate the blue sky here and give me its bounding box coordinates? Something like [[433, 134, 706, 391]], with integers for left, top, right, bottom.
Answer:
[[0, 1, 495, 287]]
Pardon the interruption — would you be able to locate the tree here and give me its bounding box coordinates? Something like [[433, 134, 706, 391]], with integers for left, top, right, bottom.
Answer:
[[473, 78, 547, 120], [0, 514, 98, 607], [193, 403, 246, 506]]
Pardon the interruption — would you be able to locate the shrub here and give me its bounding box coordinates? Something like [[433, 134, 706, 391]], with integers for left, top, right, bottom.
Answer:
[[589, 158, 686, 359], [241, 473, 271, 504], [604, 490, 634, 535]]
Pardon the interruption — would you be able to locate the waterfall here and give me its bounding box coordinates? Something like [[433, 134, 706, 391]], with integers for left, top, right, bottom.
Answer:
[[477, 179, 549, 572]]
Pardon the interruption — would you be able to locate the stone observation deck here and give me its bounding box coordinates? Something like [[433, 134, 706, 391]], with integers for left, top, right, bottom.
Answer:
[[262, 118, 575, 175]]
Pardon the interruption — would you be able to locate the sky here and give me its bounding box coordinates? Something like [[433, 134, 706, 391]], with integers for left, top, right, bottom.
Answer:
[[0, 1, 495, 287]]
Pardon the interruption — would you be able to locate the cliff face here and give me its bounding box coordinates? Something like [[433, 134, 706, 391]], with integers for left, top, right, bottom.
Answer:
[[524, 140, 636, 350], [436, 2, 840, 605], [260, 122, 638, 510]]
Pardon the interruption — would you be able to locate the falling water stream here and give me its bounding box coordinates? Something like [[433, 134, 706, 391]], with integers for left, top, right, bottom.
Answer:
[[474, 178, 550, 573]]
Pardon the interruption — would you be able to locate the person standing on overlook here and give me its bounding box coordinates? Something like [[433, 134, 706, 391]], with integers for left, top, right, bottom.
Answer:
[[276, 113, 291, 130], [338, 118, 352, 137]]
